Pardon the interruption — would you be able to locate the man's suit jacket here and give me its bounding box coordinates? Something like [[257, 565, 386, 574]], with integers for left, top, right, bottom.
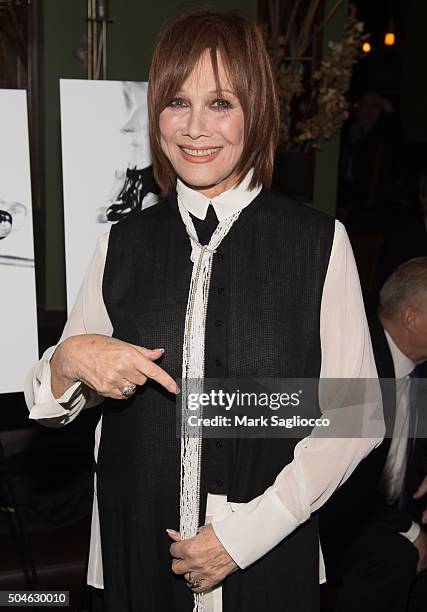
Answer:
[[368, 316, 427, 520], [319, 316, 427, 579]]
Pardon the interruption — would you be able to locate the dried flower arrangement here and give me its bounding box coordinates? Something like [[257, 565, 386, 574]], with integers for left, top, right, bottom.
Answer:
[[262, 0, 366, 151]]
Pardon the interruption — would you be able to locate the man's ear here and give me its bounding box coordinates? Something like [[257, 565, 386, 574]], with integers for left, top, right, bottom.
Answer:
[[400, 304, 417, 334]]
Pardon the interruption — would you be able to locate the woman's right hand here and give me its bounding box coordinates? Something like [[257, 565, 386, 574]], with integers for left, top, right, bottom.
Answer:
[[50, 334, 178, 400]]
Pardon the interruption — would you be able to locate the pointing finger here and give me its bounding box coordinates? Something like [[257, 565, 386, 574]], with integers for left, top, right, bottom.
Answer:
[[134, 354, 179, 395], [166, 528, 182, 541]]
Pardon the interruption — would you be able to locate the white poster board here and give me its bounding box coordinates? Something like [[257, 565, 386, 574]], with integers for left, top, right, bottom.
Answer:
[[60, 79, 158, 311], [0, 90, 38, 393]]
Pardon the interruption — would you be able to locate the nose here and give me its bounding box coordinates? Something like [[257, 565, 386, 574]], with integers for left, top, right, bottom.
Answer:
[[182, 107, 211, 140]]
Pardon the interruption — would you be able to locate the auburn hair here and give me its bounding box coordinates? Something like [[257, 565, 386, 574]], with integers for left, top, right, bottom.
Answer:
[[147, 10, 280, 195]]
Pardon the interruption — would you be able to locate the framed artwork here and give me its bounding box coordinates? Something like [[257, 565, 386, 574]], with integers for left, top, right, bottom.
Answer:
[[0, 89, 38, 393], [60, 79, 159, 310]]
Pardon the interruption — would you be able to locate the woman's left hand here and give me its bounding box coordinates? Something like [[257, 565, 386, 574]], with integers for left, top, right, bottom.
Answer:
[[168, 524, 238, 592]]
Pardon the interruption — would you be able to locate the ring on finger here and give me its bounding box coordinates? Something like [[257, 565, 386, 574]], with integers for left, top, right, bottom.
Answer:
[[185, 572, 202, 589], [120, 382, 137, 398], [184, 571, 193, 584]]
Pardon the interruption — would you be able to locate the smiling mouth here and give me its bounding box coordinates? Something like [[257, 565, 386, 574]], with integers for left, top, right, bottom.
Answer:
[[179, 146, 223, 157]]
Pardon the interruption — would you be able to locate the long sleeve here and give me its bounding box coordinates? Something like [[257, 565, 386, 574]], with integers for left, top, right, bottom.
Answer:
[[212, 220, 385, 569], [24, 230, 113, 426]]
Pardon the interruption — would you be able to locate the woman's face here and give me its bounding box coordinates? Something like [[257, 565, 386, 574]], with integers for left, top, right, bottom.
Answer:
[[159, 50, 244, 198]]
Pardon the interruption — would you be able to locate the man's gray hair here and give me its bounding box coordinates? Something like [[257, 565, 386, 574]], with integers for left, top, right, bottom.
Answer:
[[379, 257, 427, 318]]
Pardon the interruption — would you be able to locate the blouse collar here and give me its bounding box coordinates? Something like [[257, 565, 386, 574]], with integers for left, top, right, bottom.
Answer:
[[176, 169, 262, 222], [384, 329, 416, 378]]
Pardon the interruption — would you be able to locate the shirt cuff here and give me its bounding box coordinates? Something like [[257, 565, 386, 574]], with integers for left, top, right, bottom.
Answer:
[[29, 381, 85, 420], [28, 346, 100, 423], [399, 521, 421, 544], [211, 487, 302, 569]]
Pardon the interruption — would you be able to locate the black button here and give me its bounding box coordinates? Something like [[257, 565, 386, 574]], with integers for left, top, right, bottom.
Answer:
[[215, 359, 222, 367], [215, 320, 222, 327], [217, 252, 224, 260], [216, 479, 223, 487], [216, 441, 223, 448], [217, 287, 224, 295]]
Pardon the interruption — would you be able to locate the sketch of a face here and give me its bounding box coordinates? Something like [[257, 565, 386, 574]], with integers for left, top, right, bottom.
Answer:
[[96, 81, 159, 224]]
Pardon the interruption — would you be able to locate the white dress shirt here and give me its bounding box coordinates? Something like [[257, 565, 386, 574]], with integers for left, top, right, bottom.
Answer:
[[25, 176, 383, 589], [382, 330, 420, 543]]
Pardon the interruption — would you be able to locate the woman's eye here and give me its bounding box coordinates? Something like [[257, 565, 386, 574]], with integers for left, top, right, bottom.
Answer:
[[211, 99, 232, 111], [168, 98, 188, 109]]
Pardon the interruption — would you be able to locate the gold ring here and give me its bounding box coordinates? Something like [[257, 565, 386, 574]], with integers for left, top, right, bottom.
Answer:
[[120, 383, 136, 398], [186, 572, 202, 589]]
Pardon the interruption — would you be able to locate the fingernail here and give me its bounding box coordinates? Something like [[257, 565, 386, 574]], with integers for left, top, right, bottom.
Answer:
[[166, 528, 179, 535], [157, 348, 165, 354], [175, 385, 180, 395]]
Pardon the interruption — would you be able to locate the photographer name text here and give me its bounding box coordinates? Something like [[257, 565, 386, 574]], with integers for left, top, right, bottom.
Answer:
[[186, 414, 330, 429]]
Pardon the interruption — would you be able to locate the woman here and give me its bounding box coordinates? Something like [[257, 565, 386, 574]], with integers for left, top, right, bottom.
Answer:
[[26, 10, 383, 612]]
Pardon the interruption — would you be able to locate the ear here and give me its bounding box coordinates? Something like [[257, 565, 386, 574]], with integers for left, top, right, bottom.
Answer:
[[400, 305, 418, 334]]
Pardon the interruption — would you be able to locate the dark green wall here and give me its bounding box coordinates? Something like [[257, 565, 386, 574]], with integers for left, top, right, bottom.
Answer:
[[108, 1, 257, 81], [40, 0, 256, 310], [40, 1, 86, 310], [313, 0, 348, 217]]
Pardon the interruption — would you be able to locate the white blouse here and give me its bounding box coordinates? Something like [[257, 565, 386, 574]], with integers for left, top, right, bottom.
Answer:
[[24, 179, 384, 589]]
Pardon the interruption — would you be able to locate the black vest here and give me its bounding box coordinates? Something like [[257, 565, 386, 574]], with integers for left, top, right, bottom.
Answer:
[[97, 188, 334, 611]]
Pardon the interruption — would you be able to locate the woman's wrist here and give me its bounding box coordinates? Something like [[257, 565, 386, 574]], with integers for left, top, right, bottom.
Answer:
[[50, 337, 80, 399]]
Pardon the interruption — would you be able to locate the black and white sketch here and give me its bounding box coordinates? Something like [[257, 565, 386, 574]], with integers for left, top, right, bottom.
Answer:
[[60, 79, 159, 310], [96, 81, 159, 222], [0, 199, 31, 265], [0, 90, 38, 393]]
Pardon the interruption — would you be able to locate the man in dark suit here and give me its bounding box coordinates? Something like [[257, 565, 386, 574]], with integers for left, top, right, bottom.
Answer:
[[320, 257, 427, 612]]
